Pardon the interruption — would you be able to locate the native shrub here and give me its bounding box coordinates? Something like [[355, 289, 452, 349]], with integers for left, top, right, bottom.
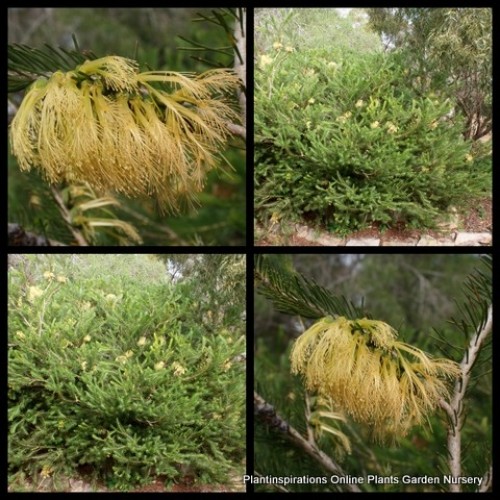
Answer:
[[255, 47, 491, 233], [8, 259, 245, 491]]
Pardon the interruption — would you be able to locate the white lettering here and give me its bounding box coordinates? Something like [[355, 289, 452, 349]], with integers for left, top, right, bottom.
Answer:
[[367, 475, 398, 484], [402, 476, 440, 484], [330, 475, 364, 484], [443, 476, 483, 485]]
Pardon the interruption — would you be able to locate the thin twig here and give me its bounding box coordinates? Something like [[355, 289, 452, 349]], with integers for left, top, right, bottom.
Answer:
[[441, 304, 492, 492], [254, 391, 361, 492], [226, 121, 246, 139], [50, 186, 89, 246], [233, 8, 246, 124]]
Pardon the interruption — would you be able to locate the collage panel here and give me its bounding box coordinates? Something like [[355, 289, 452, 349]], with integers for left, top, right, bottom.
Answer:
[[8, 8, 247, 247], [253, 253, 491, 493], [7, 254, 246, 492], [254, 8, 491, 247]]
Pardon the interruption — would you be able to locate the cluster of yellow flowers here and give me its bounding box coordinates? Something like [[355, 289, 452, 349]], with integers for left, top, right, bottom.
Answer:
[[10, 56, 241, 211], [291, 316, 460, 441], [272, 41, 294, 52], [336, 111, 352, 123], [43, 270, 67, 282]]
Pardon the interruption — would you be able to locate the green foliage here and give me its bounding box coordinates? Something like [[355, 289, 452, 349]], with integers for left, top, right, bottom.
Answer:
[[255, 48, 491, 233], [180, 9, 245, 68], [255, 8, 382, 56], [255, 254, 364, 319], [367, 8, 492, 140], [8, 255, 245, 491], [8, 41, 94, 92]]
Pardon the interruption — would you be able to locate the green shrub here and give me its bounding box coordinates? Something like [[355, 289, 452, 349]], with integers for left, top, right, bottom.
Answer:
[[8, 260, 245, 491], [255, 48, 491, 233]]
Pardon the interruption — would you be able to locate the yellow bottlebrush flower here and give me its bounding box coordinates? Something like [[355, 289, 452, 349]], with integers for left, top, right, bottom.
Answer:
[[285, 46, 294, 53], [16, 330, 25, 340], [115, 351, 133, 364], [273, 41, 283, 50], [172, 361, 187, 376], [27, 286, 44, 302], [355, 99, 364, 108], [290, 316, 460, 441], [43, 271, 55, 280], [81, 361, 88, 370], [370, 121, 380, 129], [465, 154, 474, 163], [259, 54, 273, 68], [336, 111, 352, 124], [9, 56, 241, 212], [308, 98, 315, 104], [386, 122, 398, 134], [41, 464, 54, 478], [83, 335, 92, 342], [154, 361, 165, 371], [137, 336, 147, 347], [56, 275, 67, 283], [430, 121, 439, 130]]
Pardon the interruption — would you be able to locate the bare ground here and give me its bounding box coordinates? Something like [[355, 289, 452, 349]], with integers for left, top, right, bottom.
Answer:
[[255, 197, 492, 246], [8, 463, 246, 493]]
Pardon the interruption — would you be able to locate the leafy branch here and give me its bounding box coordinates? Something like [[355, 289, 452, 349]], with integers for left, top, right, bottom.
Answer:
[[8, 38, 95, 92], [254, 391, 361, 492], [254, 254, 365, 319]]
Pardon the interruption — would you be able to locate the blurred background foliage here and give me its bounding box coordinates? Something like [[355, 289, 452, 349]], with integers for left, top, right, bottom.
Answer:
[[8, 8, 245, 246], [255, 254, 491, 492], [255, 8, 383, 57]]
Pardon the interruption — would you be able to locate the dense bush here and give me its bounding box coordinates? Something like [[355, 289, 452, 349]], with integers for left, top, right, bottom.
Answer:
[[255, 47, 491, 233], [8, 256, 245, 491]]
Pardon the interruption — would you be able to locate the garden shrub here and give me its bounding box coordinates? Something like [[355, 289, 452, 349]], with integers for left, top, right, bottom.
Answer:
[[8, 258, 245, 491], [255, 47, 491, 233]]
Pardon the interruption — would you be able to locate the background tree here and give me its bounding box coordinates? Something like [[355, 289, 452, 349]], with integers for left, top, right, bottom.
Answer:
[[367, 8, 492, 140], [8, 8, 246, 246], [154, 254, 246, 332], [254, 254, 491, 492]]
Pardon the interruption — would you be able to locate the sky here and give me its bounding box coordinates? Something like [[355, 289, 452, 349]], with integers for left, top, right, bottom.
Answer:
[[336, 8, 351, 18]]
